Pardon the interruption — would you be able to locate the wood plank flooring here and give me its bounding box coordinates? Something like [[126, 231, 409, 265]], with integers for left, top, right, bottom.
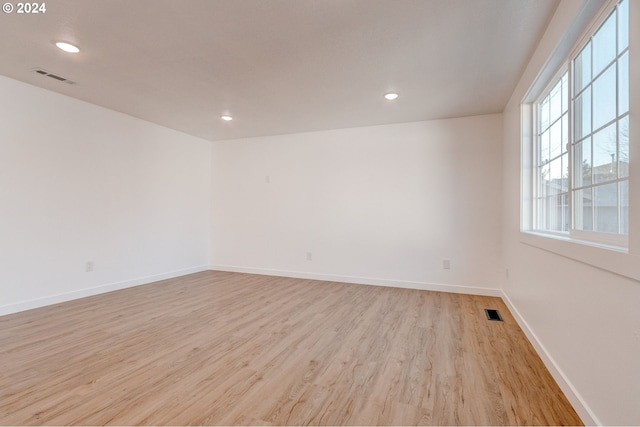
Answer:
[[0, 270, 582, 425]]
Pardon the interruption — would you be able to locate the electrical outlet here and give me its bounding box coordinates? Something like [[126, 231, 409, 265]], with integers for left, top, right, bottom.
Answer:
[[265, 175, 271, 184], [306, 252, 312, 261], [442, 259, 451, 270], [85, 261, 94, 272], [505, 268, 510, 280]]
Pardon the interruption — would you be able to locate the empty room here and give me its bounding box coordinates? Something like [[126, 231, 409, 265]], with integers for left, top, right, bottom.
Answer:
[[0, 0, 638, 425]]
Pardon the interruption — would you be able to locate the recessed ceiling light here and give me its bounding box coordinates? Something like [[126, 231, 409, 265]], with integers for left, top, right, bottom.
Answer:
[[55, 42, 80, 53], [384, 92, 399, 101], [221, 115, 233, 121]]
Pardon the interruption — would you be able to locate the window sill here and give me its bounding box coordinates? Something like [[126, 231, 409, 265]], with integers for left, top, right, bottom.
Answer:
[[519, 230, 640, 283]]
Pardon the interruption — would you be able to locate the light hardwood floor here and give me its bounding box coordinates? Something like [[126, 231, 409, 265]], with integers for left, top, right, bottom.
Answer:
[[0, 271, 582, 426]]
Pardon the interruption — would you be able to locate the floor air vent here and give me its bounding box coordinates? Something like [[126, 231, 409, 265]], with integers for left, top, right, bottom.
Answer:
[[33, 68, 76, 85], [484, 309, 503, 322]]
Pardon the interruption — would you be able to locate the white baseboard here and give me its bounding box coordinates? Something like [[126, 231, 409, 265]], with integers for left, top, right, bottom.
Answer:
[[501, 291, 600, 426], [0, 265, 209, 317], [208, 264, 503, 297]]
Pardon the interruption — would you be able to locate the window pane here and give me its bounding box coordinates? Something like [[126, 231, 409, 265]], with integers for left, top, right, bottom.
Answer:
[[574, 138, 592, 188], [550, 119, 562, 159], [561, 153, 569, 193], [592, 64, 616, 130], [619, 52, 629, 114], [619, 115, 629, 177], [561, 193, 569, 232], [548, 195, 563, 231], [618, 0, 628, 54], [594, 182, 619, 233], [550, 80, 562, 122], [593, 11, 616, 76], [540, 164, 550, 198], [562, 73, 569, 113], [593, 123, 617, 183], [540, 97, 550, 130], [574, 188, 593, 231], [574, 87, 591, 140], [538, 197, 547, 229], [562, 114, 568, 153], [574, 42, 591, 94], [540, 129, 550, 165], [620, 179, 628, 234], [548, 157, 562, 196]]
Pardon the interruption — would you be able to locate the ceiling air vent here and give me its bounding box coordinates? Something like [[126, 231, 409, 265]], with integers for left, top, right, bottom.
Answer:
[[33, 68, 76, 85]]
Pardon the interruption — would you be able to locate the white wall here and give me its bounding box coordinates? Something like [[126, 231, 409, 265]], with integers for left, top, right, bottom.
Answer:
[[502, 0, 640, 425], [210, 115, 503, 294], [0, 76, 211, 315]]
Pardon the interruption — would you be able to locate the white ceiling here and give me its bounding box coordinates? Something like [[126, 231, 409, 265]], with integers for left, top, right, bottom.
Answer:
[[0, 0, 559, 141]]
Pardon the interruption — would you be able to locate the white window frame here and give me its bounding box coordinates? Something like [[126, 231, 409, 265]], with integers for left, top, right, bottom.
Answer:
[[568, 2, 629, 247], [524, 0, 630, 250], [532, 69, 570, 237], [520, 0, 640, 283]]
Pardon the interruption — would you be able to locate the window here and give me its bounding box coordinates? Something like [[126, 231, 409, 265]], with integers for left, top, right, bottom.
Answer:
[[530, 0, 629, 247], [535, 72, 569, 233], [572, 2, 629, 236]]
